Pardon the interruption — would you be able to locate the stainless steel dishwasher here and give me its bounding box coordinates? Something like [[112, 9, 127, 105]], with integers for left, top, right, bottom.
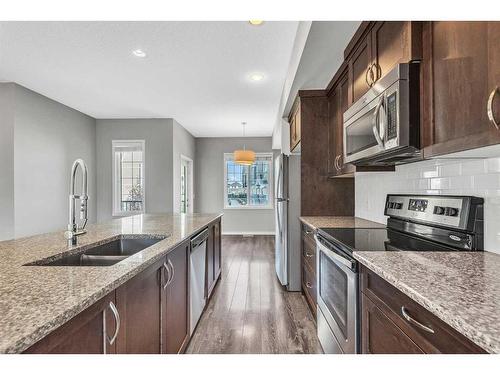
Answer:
[[190, 228, 208, 334]]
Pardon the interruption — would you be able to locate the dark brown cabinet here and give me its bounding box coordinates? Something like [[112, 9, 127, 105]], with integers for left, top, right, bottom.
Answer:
[[293, 90, 355, 216], [370, 21, 422, 84], [348, 31, 372, 103], [346, 22, 422, 105], [115, 259, 163, 353], [361, 294, 424, 354], [422, 21, 500, 157], [289, 102, 301, 152], [24, 292, 118, 354], [163, 238, 190, 353], [206, 218, 222, 298], [360, 265, 486, 354], [301, 223, 317, 319]]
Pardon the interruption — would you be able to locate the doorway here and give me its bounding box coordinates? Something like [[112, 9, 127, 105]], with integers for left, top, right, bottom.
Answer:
[[180, 155, 193, 214]]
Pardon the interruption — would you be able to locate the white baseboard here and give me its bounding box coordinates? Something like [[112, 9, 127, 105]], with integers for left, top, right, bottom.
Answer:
[[222, 231, 275, 236]]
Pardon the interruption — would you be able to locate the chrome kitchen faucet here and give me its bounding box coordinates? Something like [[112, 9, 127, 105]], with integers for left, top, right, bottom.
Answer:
[[64, 159, 88, 246]]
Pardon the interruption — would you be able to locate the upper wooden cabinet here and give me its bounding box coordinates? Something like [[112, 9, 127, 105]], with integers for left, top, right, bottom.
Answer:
[[328, 65, 356, 176], [346, 21, 422, 105], [422, 21, 500, 157], [289, 100, 302, 152]]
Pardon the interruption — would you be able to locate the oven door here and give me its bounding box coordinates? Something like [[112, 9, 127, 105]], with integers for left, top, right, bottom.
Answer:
[[316, 237, 358, 354]]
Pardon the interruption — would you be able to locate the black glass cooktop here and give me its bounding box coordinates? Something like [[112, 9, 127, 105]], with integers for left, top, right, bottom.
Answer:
[[317, 227, 459, 253]]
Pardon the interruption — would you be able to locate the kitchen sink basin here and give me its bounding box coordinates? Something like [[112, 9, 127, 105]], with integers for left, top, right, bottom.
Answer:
[[26, 236, 168, 267]]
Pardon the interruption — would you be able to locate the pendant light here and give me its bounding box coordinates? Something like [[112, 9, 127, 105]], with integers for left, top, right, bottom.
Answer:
[[234, 122, 256, 165]]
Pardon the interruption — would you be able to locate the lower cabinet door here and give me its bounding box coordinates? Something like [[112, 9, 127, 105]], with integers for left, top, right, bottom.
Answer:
[[206, 224, 216, 297], [213, 219, 221, 279], [361, 294, 424, 354], [24, 292, 118, 354], [115, 259, 163, 354], [163, 239, 190, 353]]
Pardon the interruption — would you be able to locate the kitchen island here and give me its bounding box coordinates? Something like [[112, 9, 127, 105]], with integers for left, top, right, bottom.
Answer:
[[0, 213, 222, 353]]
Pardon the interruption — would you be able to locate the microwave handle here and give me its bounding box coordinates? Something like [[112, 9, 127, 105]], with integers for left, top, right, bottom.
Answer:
[[373, 96, 385, 148]]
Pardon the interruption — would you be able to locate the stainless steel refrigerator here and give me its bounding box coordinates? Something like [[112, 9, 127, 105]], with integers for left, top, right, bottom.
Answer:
[[274, 153, 301, 291]]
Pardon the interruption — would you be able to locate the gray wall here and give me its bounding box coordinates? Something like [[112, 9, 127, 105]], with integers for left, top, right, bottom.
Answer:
[[96, 119, 174, 222], [0, 83, 15, 240], [0, 83, 97, 239], [172, 119, 196, 213], [195, 137, 276, 234]]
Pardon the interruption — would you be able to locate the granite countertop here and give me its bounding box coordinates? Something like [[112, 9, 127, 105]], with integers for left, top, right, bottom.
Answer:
[[354, 251, 500, 353], [299, 216, 386, 230], [0, 213, 222, 354]]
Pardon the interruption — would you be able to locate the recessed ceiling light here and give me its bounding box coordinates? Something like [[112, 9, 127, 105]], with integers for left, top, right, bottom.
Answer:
[[249, 20, 264, 26], [249, 73, 264, 82], [132, 49, 147, 58]]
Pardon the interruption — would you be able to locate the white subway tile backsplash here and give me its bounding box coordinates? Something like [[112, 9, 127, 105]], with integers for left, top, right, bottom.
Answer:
[[437, 163, 461, 177], [461, 159, 487, 175], [355, 155, 500, 254]]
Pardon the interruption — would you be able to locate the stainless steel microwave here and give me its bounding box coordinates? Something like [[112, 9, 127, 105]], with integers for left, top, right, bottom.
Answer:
[[343, 63, 421, 166]]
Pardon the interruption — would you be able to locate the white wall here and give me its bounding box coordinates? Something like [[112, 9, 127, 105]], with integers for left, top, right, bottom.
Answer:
[[195, 137, 277, 234], [172, 119, 195, 213], [0, 83, 15, 240], [355, 158, 500, 254], [96, 119, 174, 222]]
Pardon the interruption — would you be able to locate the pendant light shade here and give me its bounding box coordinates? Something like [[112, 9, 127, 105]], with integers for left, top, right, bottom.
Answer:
[[234, 122, 255, 165], [234, 149, 256, 165]]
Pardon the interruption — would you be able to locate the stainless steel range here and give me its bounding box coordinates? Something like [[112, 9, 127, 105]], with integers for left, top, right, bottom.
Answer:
[[315, 194, 484, 354]]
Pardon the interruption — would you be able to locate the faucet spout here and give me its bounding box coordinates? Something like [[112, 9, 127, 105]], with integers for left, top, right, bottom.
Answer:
[[66, 158, 89, 246]]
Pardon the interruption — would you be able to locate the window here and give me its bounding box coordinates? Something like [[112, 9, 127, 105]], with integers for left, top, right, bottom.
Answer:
[[112, 140, 145, 216], [224, 153, 273, 209]]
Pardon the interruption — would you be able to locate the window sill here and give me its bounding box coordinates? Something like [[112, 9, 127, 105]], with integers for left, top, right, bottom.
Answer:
[[223, 205, 274, 210], [112, 211, 145, 217]]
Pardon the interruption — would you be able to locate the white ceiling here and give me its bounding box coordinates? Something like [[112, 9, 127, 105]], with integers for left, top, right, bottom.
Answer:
[[0, 21, 299, 137]]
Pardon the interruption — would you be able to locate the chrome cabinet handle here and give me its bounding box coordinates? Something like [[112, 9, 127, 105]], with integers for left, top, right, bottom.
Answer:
[[372, 62, 381, 83], [365, 63, 376, 87], [107, 301, 120, 345], [401, 306, 435, 334], [365, 64, 374, 87], [336, 155, 343, 171], [163, 261, 170, 290], [369, 63, 376, 86], [305, 252, 314, 258], [167, 259, 175, 286], [373, 96, 385, 148], [487, 86, 500, 130], [305, 282, 312, 289]]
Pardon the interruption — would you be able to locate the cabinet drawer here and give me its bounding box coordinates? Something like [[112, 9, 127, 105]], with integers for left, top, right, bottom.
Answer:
[[360, 265, 485, 353], [302, 260, 317, 315], [302, 223, 315, 242], [361, 294, 424, 354], [302, 234, 316, 272]]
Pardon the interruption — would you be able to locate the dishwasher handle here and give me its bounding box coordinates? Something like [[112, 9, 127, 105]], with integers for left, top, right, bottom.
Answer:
[[191, 228, 209, 250]]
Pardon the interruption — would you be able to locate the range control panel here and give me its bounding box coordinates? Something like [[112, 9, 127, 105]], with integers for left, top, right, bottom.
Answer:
[[384, 194, 483, 230]]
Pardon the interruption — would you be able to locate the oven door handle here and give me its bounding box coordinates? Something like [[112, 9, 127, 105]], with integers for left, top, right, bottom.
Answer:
[[315, 236, 355, 270], [373, 95, 385, 148]]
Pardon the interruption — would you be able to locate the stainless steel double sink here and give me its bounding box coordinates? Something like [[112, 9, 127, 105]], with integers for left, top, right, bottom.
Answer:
[[25, 235, 168, 267]]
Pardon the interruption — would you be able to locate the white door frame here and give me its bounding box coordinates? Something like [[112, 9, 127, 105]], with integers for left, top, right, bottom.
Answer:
[[180, 155, 194, 213]]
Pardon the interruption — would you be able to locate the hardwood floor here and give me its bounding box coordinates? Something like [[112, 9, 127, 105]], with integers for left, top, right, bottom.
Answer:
[[186, 235, 322, 354]]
